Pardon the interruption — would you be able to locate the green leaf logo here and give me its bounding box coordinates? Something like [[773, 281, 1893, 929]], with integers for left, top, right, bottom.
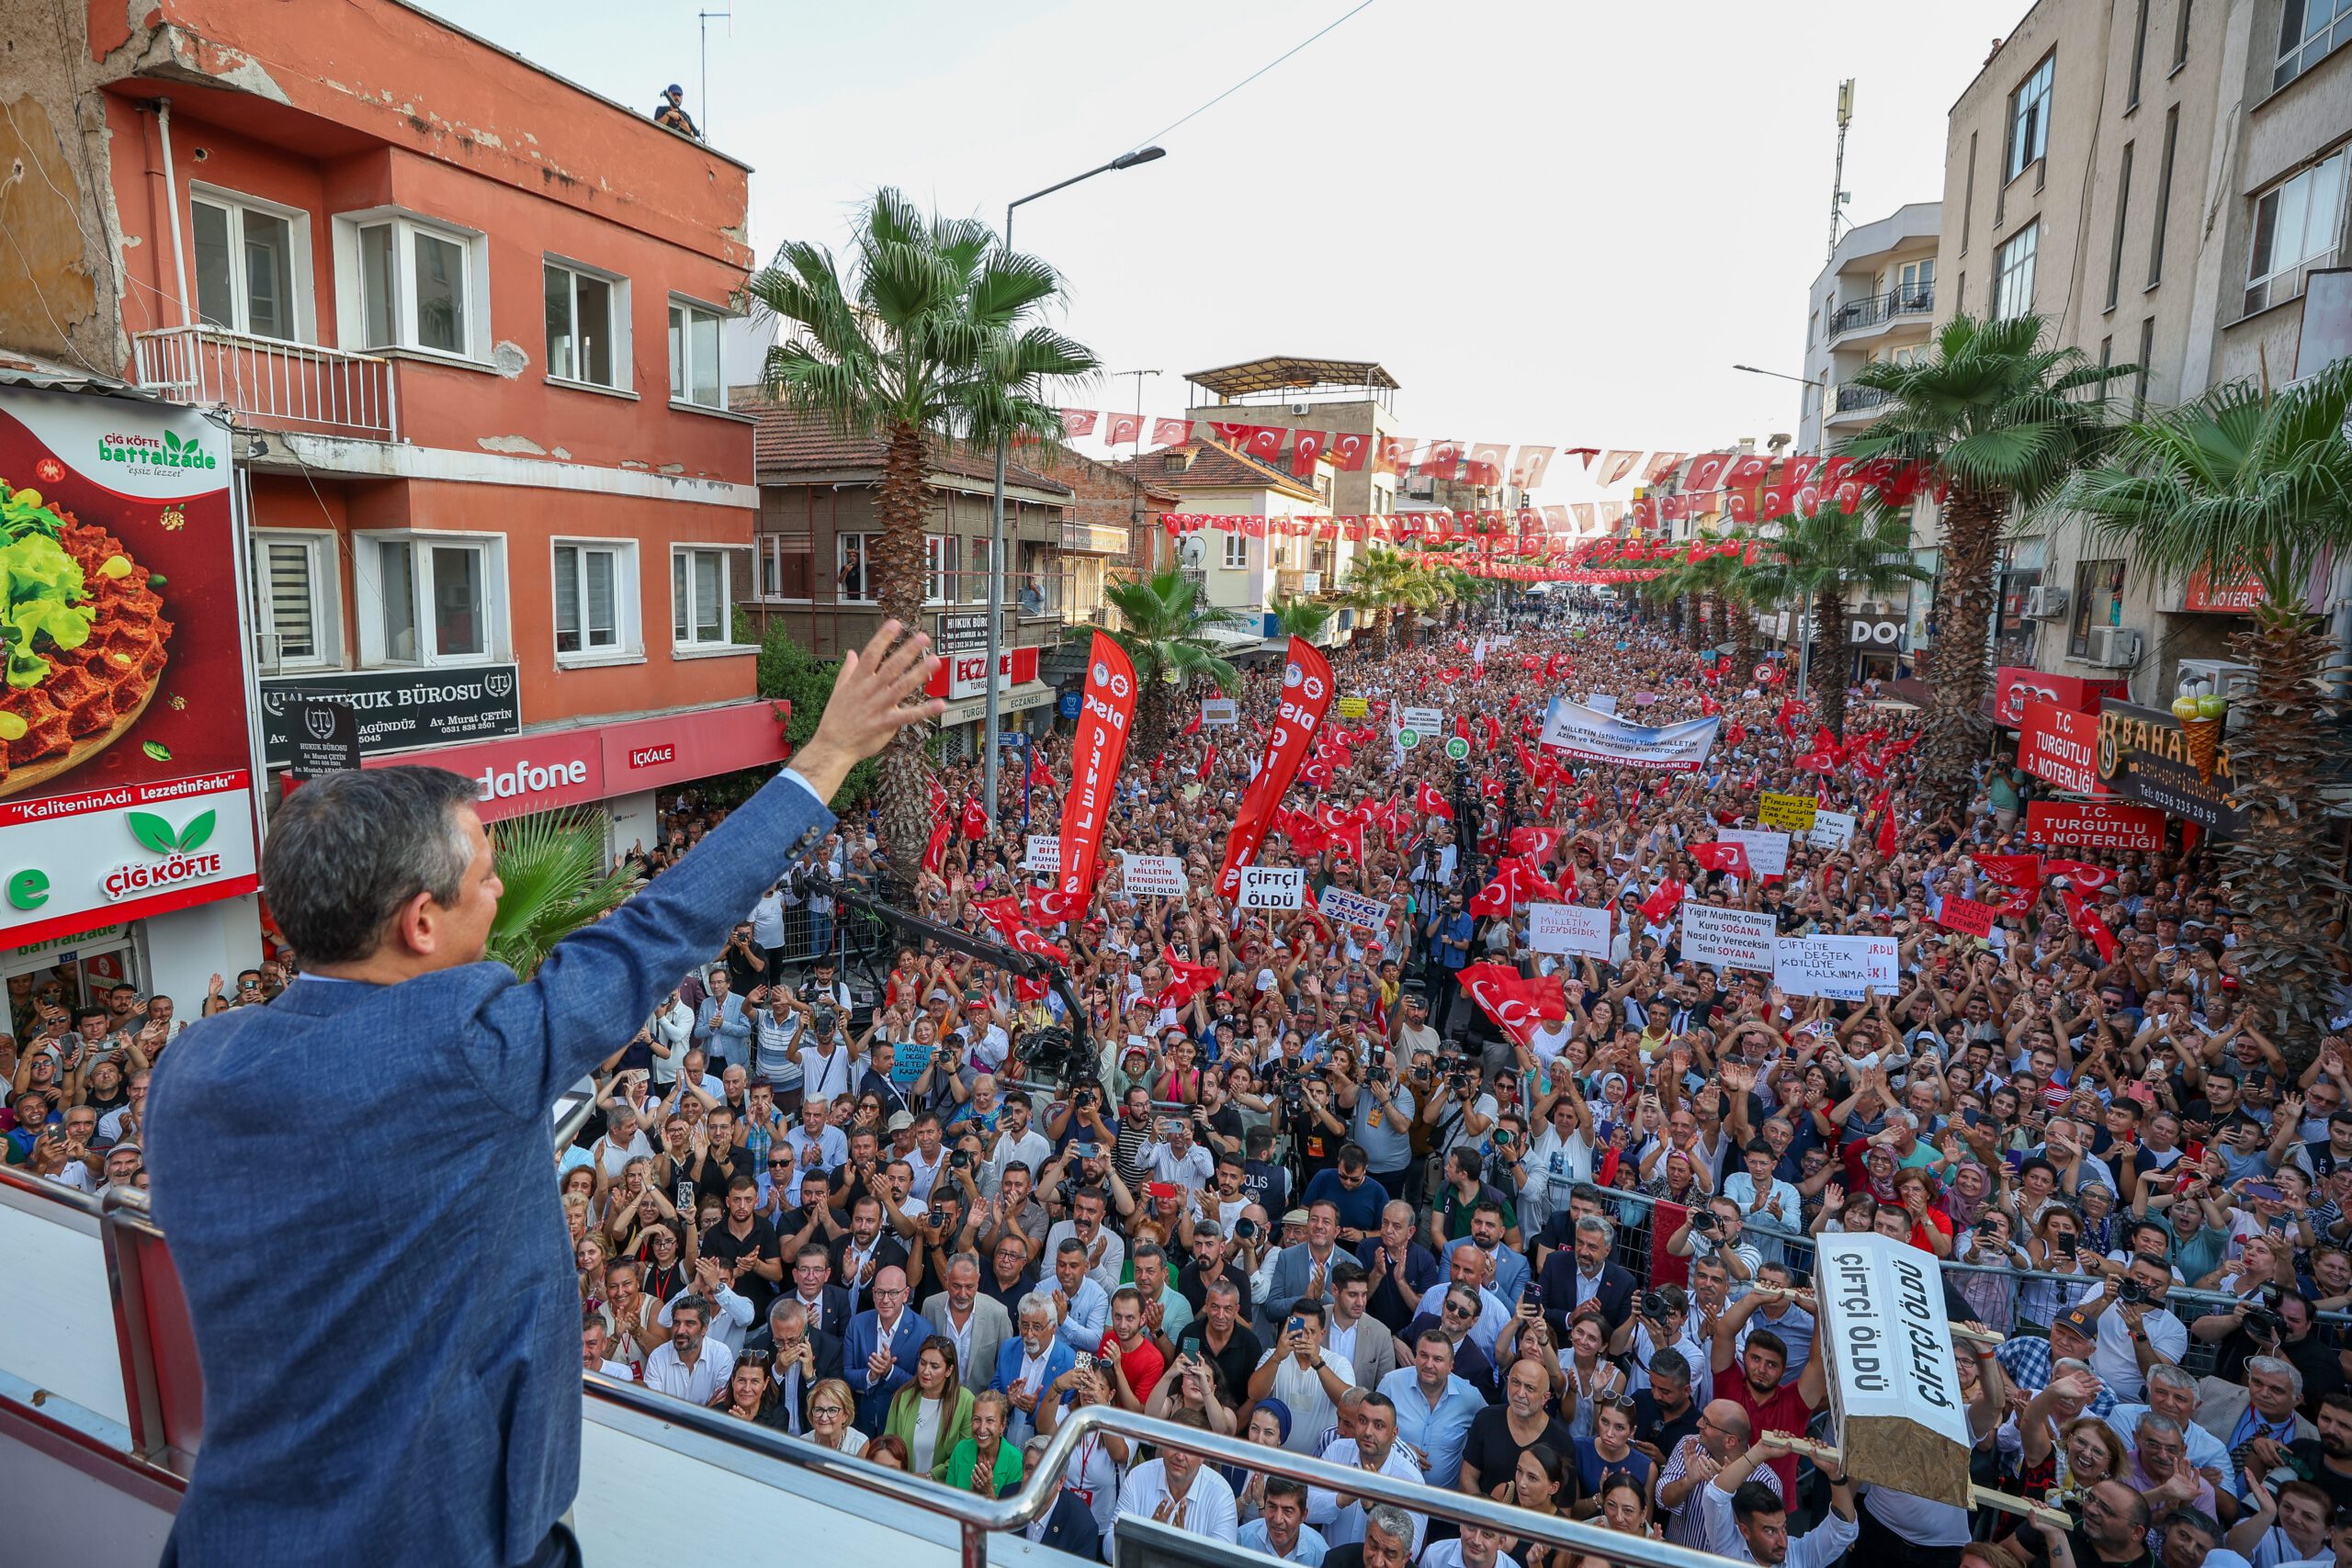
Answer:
[[162, 430, 182, 455], [127, 812, 177, 855], [176, 809, 216, 852]]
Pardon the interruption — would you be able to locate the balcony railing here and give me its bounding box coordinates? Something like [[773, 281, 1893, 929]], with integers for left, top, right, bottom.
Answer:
[[1828, 282, 1936, 338], [131, 324, 398, 442], [1834, 382, 1891, 414]]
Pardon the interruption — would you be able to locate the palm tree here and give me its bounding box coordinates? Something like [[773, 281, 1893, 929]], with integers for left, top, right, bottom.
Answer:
[[1337, 548, 1422, 651], [1742, 504, 1933, 739], [2058, 359, 2352, 1074], [751, 188, 1096, 863], [1843, 313, 2134, 813], [1657, 536, 1764, 667], [1269, 594, 1334, 642], [487, 809, 643, 979], [1092, 569, 1246, 755]]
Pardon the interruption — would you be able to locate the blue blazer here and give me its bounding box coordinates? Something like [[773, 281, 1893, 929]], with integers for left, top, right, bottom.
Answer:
[[1035, 1487, 1104, 1562], [989, 1336, 1077, 1439], [147, 771, 835, 1567], [843, 1307, 931, 1430]]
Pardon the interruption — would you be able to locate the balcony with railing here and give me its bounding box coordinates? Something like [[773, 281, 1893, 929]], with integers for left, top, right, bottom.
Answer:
[[130, 325, 398, 442], [1827, 281, 1936, 343], [1828, 382, 1892, 423]]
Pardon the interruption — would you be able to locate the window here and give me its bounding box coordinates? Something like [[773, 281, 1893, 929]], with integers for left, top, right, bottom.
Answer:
[[350, 214, 481, 357], [1222, 534, 1250, 570], [250, 532, 337, 669], [2245, 147, 2347, 316], [2149, 107, 2180, 287], [552, 542, 634, 658], [2174, 0, 2194, 68], [2135, 318, 2156, 409], [2107, 143, 2136, 311], [191, 191, 303, 342], [671, 547, 732, 649], [668, 299, 725, 409], [1994, 221, 2041, 318], [1807, 309, 1818, 347], [924, 534, 957, 604], [2277, 0, 2352, 89], [2007, 54, 2054, 182], [1897, 257, 1935, 308], [2100, 334, 2115, 368], [361, 535, 502, 667], [544, 259, 627, 389], [2127, 0, 2151, 106], [758, 536, 812, 599], [2069, 559, 2128, 657], [1962, 132, 1979, 253], [836, 534, 872, 602]]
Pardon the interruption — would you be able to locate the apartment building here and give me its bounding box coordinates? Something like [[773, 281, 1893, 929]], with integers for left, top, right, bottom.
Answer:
[[1928, 0, 2351, 700], [1116, 437, 1347, 650], [1799, 203, 1943, 453], [1182, 356, 1402, 518]]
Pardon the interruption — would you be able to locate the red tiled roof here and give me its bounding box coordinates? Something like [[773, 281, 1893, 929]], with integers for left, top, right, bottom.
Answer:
[[736, 399, 1072, 495], [1113, 436, 1319, 502]]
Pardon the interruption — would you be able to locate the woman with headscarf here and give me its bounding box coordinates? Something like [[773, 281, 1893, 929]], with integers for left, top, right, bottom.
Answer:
[[1226, 1398, 1292, 1522]]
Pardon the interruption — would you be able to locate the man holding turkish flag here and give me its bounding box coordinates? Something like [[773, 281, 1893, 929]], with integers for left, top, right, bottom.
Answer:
[[1690, 840, 1751, 880], [1457, 962, 1563, 1046], [1216, 637, 1336, 901], [1057, 632, 1136, 911]]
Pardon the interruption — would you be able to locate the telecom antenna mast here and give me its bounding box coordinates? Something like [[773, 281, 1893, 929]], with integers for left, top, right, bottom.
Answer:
[[1829, 78, 1855, 259]]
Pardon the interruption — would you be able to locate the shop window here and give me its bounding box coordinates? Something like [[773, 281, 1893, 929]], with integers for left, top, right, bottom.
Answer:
[[2069, 559, 2128, 657]]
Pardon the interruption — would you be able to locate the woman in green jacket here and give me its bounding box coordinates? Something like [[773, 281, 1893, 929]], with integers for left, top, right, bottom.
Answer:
[[940, 1389, 1025, 1497], [884, 1336, 972, 1479]]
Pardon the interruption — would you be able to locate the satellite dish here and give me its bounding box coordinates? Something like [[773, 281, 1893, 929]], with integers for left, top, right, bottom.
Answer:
[[1180, 534, 1209, 569]]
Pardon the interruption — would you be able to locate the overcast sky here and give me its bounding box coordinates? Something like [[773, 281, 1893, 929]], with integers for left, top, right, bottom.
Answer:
[[424, 0, 2027, 501]]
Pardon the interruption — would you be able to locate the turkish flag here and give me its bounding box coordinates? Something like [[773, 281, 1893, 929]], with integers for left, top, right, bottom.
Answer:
[[1875, 807, 1899, 859], [1760, 482, 1792, 520], [2064, 887, 2120, 962], [1198, 742, 1216, 782], [1025, 886, 1084, 926], [2042, 858, 2114, 889], [1327, 432, 1373, 471], [1104, 412, 1143, 445], [1781, 455, 1820, 489], [1182, 708, 1203, 736], [1504, 856, 1563, 902], [1683, 452, 1734, 492], [1414, 782, 1453, 820], [1243, 426, 1285, 459], [1691, 840, 1752, 879], [1514, 445, 1556, 487], [922, 819, 952, 874], [1700, 695, 1721, 716], [1291, 430, 1330, 475], [1458, 963, 1563, 1046], [1422, 440, 1463, 479], [1059, 408, 1099, 437], [1644, 451, 1689, 485], [1467, 442, 1511, 484], [1724, 722, 1748, 748], [927, 776, 950, 825], [1152, 418, 1195, 446], [960, 797, 988, 840], [1377, 435, 1419, 472], [1468, 869, 1513, 917], [1510, 825, 1563, 860], [1241, 514, 1267, 538], [1599, 450, 1641, 485], [1638, 877, 1688, 927]]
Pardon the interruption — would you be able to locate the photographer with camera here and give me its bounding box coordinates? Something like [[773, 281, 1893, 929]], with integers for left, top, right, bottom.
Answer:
[[1667, 1196, 1762, 1287], [2077, 1254, 2189, 1403]]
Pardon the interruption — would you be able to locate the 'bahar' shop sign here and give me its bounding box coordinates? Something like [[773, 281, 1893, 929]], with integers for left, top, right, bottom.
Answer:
[[2097, 699, 2249, 836]]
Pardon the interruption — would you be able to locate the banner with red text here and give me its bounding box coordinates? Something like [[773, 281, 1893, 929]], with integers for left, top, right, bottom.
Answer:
[[1057, 632, 1136, 907], [1216, 637, 1334, 900]]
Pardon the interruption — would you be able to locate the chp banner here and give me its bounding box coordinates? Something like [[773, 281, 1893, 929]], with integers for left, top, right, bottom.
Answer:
[[1538, 697, 1720, 772], [2024, 798, 2165, 851], [1056, 632, 1137, 907], [1679, 903, 1776, 973], [1216, 637, 1334, 900], [1773, 934, 1900, 1000], [1527, 902, 1612, 958]]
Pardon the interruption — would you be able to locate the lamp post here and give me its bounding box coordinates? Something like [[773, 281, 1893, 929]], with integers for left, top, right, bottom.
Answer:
[[1730, 364, 1826, 701], [982, 146, 1167, 827]]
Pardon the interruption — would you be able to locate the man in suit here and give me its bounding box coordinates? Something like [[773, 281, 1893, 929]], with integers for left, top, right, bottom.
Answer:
[[831, 1191, 910, 1314], [1328, 1263, 1397, 1392], [1020, 1437, 1105, 1562], [1538, 1213, 1636, 1342], [843, 1263, 928, 1431], [1258, 1200, 1348, 1336], [748, 1300, 842, 1438], [992, 1291, 1077, 1446], [779, 1243, 853, 1339], [922, 1252, 1012, 1393], [147, 620, 942, 1568], [2193, 1358, 2316, 1461]]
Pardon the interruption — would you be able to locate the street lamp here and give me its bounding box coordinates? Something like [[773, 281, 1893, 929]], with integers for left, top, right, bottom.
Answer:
[[982, 146, 1169, 826]]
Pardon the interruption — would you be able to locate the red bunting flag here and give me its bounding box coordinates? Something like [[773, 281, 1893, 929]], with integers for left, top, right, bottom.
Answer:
[[1328, 431, 1374, 471], [1152, 417, 1195, 446], [1599, 450, 1642, 486], [1291, 429, 1330, 474], [1059, 409, 1099, 437], [1104, 412, 1143, 445]]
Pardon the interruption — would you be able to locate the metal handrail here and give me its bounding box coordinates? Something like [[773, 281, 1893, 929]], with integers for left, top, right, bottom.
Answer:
[[582, 1378, 1741, 1568]]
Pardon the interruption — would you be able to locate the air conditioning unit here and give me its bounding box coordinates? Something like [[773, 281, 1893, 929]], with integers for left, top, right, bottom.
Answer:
[[2023, 585, 2069, 620], [2176, 658, 2256, 700], [1291, 402, 1313, 416], [2084, 625, 2143, 668]]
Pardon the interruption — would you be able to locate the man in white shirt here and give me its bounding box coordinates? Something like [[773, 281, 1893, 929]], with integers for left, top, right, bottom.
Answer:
[[1247, 1301, 1355, 1454], [1045, 1187, 1127, 1297], [1114, 1409, 1238, 1541], [1145, 1116, 1216, 1192], [982, 1092, 1052, 1198], [1700, 1434, 1859, 1568], [1305, 1392, 1427, 1551], [657, 1258, 755, 1357], [641, 1295, 735, 1404], [2082, 1256, 2191, 1403], [1419, 1522, 1521, 1568], [1238, 1479, 1329, 1565]]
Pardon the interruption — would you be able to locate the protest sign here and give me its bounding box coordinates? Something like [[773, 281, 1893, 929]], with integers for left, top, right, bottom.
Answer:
[[1120, 852, 1188, 897], [1815, 1233, 1973, 1506], [1317, 885, 1391, 931], [1200, 698, 1238, 727], [1527, 902, 1612, 958], [1807, 810, 1856, 849], [1399, 705, 1443, 734], [1679, 903, 1776, 972], [1539, 697, 1719, 772], [1336, 695, 1369, 719], [1584, 693, 1620, 715], [1023, 835, 1059, 872], [1758, 791, 1819, 830], [1721, 827, 1789, 876], [1773, 934, 1899, 1000], [1234, 866, 1306, 909], [1936, 895, 1997, 938]]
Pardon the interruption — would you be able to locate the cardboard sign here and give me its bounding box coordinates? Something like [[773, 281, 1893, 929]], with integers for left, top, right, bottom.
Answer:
[[1336, 695, 1369, 719], [1584, 693, 1621, 715], [2025, 799, 2165, 851], [1936, 895, 1998, 938], [1024, 835, 1060, 872], [1758, 791, 1819, 830], [1119, 852, 1188, 898], [889, 1041, 933, 1088], [1399, 705, 1444, 734], [1773, 934, 1900, 1000], [2018, 699, 2105, 795], [1720, 827, 1789, 876], [1234, 866, 1306, 909], [1807, 810, 1857, 850], [1316, 885, 1391, 931], [1815, 1233, 1973, 1506], [1528, 902, 1612, 958], [1200, 698, 1238, 727], [1679, 903, 1777, 973]]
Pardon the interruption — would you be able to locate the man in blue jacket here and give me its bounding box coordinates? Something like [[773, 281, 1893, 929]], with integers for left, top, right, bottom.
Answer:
[[149, 622, 942, 1568]]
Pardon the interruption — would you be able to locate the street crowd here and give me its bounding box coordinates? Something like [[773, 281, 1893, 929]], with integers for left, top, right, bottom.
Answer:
[[13, 595, 2352, 1568]]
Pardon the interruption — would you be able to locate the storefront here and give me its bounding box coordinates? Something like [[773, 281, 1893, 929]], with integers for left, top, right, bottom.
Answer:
[[925, 645, 1050, 761]]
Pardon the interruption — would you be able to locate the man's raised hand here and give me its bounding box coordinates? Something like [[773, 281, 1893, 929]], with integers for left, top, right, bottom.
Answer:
[[793, 620, 944, 800]]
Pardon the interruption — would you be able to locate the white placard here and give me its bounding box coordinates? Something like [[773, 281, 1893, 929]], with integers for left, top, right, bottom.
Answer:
[[1398, 706, 1444, 734], [1527, 902, 1612, 958], [1200, 698, 1238, 727], [1773, 934, 1900, 1000], [1023, 835, 1059, 872], [1815, 1232, 1973, 1505], [1679, 902, 1777, 973], [1234, 866, 1306, 909], [1584, 693, 1620, 715], [1316, 885, 1390, 931], [1720, 826, 1789, 876], [1808, 810, 1857, 850], [1119, 852, 1188, 898]]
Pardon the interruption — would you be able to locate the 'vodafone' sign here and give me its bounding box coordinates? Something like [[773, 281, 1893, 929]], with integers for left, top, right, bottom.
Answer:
[[364, 731, 605, 823]]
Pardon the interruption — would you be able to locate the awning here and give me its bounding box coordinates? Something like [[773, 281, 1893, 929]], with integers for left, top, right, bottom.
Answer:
[[936, 680, 1056, 727]]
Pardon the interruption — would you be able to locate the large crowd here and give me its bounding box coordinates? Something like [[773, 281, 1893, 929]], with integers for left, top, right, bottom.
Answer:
[[11, 595, 2352, 1568]]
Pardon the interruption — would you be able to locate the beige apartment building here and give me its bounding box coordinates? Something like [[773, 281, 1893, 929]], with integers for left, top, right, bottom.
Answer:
[[1921, 0, 2351, 702], [1801, 202, 1944, 455]]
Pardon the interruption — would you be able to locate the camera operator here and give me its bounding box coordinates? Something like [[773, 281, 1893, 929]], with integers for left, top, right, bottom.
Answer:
[[1420, 1050, 1498, 1173], [792, 1003, 856, 1103], [720, 920, 768, 997], [1667, 1196, 1762, 1287], [2079, 1255, 2189, 1403], [1328, 1044, 1414, 1196], [1286, 1074, 1349, 1184], [798, 953, 853, 1013]]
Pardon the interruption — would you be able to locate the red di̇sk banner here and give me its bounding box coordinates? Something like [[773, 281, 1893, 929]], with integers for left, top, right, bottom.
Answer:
[[1994, 665, 2131, 728], [2026, 799, 2166, 851], [1057, 632, 1136, 907], [1216, 637, 1334, 901], [2017, 699, 2107, 795]]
